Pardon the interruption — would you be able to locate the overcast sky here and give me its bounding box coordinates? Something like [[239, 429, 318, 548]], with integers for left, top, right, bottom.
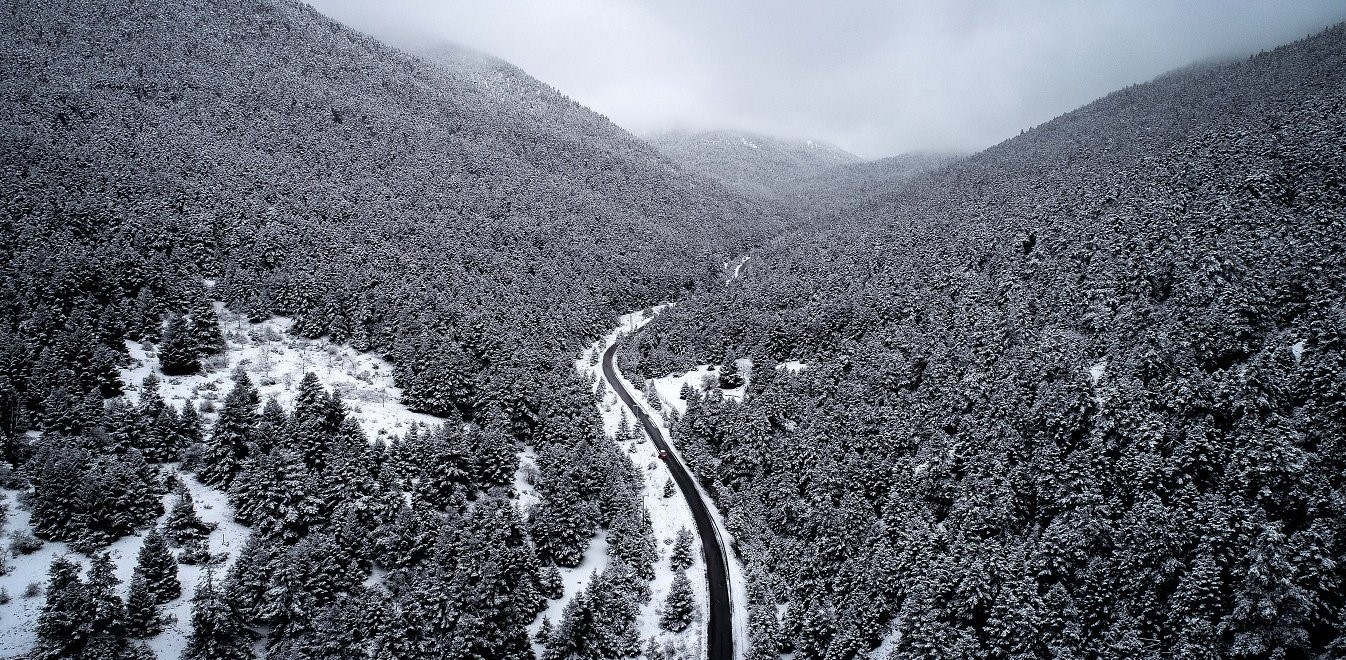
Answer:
[[310, 0, 1345, 159]]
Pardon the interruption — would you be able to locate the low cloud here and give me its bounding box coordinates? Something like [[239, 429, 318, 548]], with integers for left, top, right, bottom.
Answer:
[[310, 0, 1346, 158]]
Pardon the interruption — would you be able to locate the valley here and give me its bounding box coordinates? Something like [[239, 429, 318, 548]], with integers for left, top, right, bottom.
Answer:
[[1, 1, 1345, 659]]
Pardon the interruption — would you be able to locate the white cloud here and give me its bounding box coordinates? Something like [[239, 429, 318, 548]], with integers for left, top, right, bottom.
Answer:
[[310, 0, 1346, 157]]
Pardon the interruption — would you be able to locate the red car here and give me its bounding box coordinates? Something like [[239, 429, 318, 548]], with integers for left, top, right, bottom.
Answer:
[[658, 449, 669, 460]]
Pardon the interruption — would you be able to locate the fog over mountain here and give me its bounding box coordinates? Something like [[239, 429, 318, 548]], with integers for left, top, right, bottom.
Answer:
[[310, 0, 1346, 156]]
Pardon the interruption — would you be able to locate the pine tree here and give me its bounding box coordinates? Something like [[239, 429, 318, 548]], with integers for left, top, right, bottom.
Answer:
[[176, 401, 205, 447], [644, 381, 662, 411], [1226, 525, 1312, 658], [255, 397, 287, 455], [160, 314, 203, 376], [164, 487, 214, 547], [85, 552, 129, 655], [182, 571, 255, 660], [185, 291, 225, 360], [39, 386, 80, 435], [659, 572, 696, 633], [199, 368, 259, 487], [670, 528, 695, 571], [134, 528, 180, 604], [33, 556, 94, 660], [617, 411, 631, 441], [126, 574, 163, 637], [135, 374, 177, 461], [536, 615, 554, 646], [678, 383, 694, 401], [540, 564, 564, 600], [662, 478, 675, 498], [608, 503, 657, 582], [470, 418, 519, 488]]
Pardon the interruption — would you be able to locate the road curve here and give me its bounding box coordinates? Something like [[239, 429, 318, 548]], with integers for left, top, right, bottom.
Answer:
[[602, 341, 733, 660]]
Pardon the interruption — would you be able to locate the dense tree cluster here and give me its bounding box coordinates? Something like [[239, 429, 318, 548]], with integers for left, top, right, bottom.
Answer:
[[622, 24, 1346, 660]]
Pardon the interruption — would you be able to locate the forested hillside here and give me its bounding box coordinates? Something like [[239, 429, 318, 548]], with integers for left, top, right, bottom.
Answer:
[[787, 151, 965, 213], [647, 130, 860, 201], [622, 24, 1346, 659], [0, 0, 774, 656], [0, 0, 779, 431]]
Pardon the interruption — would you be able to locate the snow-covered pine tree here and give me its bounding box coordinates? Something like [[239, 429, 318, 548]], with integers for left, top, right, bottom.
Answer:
[[536, 615, 554, 646], [539, 564, 564, 600], [659, 572, 696, 633], [176, 400, 205, 446], [199, 368, 259, 487], [133, 374, 179, 462], [255, 397, 288, 455], [33, 556, 93, 660], [185, 289, 225, 359], [134, 528, 180, 603], [126, 574, 163, 637], [85, 552, 129, 655], [644, 381, 662, 411], [164, 486, 215, 547], [160, 314, 203, 376], [663, 478, 675, 498], [670, 528, 695, 571], [182, 571, 255, 660]]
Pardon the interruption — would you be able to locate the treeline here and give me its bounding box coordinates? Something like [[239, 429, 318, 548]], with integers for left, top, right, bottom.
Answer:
[[621, 23, 1346, 660]]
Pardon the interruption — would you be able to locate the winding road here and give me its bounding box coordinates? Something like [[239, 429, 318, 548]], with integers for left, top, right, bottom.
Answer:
[[601, 341, 734, 660]]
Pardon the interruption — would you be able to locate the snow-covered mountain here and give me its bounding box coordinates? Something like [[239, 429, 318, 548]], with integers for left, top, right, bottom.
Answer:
[[647, 129, 861, 200]]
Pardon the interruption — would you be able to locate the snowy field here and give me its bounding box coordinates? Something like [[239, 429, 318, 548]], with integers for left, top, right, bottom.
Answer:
[[121, 304, 446, 443]]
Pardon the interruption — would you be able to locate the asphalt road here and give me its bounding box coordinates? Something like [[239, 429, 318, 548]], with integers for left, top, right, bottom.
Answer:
[[602, 341, 733, 660]]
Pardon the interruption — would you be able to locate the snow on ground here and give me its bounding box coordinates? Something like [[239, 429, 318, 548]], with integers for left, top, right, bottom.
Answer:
[[576, 306, 750, 660], [867, 621, 901, 659], [1088, 359, 1108, 385], [514, 447, 541, 514], [0, 473, 248, 658], [527, 531, 611, 660], [121, 305, 446, 445], [777, 360, 809, 374], [1292, 339, 1306, 362], [1088, 359, 1109, 407], [0, 299, 452, 658], [726, 255, 751, 284]]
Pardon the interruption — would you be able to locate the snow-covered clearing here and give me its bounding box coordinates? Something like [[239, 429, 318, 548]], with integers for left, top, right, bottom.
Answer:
[[1088, 359, 1108, 385], [868, 622, 902, 659], [576, 306, 750, 660], [122, 305, 445, 444], [726, 255, 751, 284]]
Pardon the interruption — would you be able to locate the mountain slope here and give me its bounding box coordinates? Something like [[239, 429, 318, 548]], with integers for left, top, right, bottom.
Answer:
[[0, 0, 780, 419], [647, 129, 860, 200], [621, 23, 1346, 659], [0, 1, 783, 655]]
